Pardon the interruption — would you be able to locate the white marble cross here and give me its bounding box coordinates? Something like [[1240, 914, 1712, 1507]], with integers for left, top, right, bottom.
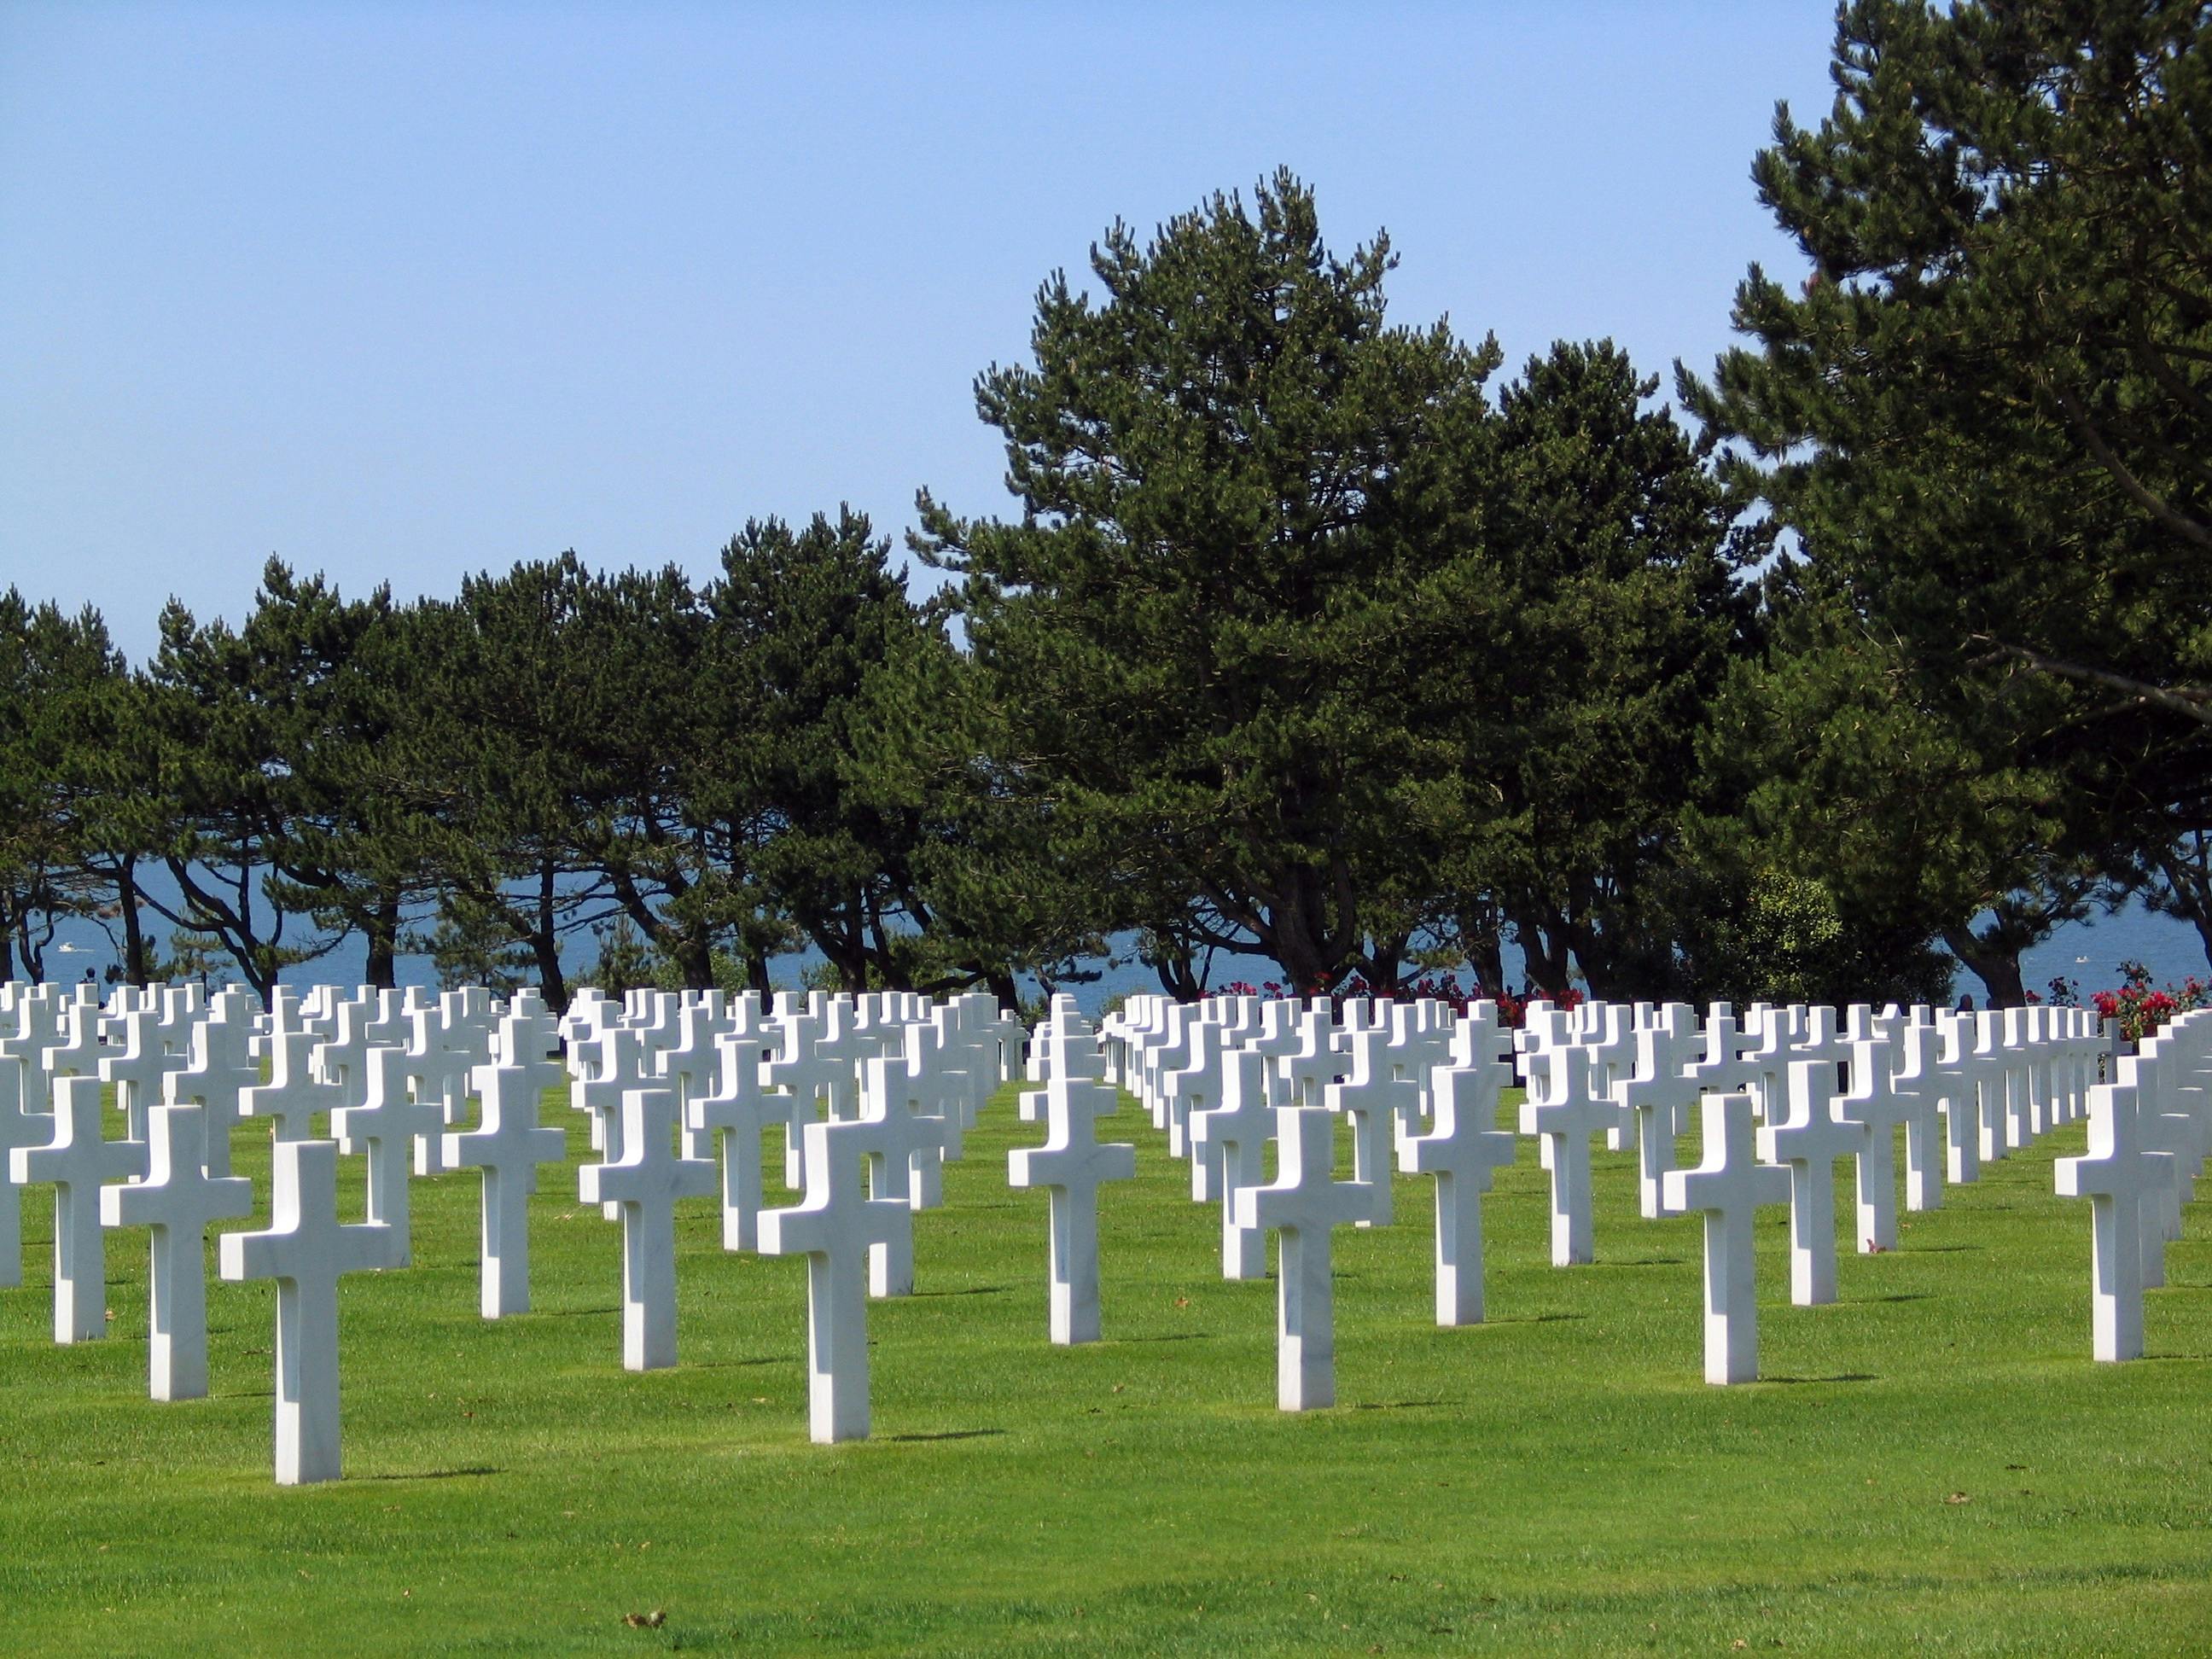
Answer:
[[1398, 1003, 1517, 1325], [1874, 1010, 1948, 1213], [1232, 1103, 1374, 1410], [0, 986, 66, 1116], [1517, 1045, 1620, 1266], [577, 1086, 716, 1371], [99, 1004, 183, 1143], [0, 1057, 43, 1289], [12, 1074, 147, 1342], [1662, 1090, 1792, 1384], [1757, 1058, 1866, 1306], [684, 1026, 787, 1253], [218, 1138, 392, 1484], [1324, 1025, 1416, 1228], [1836, 1026, 1912, 1252], [401, 1004, 476, 1176], [443, 1010, 569, 1318], [329, 1045, 439, 1268], [1188, 1049, 1276, 1280], [852, 1055, 941, 1299], [759, 1115, 917, 1441], [1008, 1030, 1136, 1344], [100, 1103, 254, 1399], [161, 986, 260, 1179], [1621, 1003, 1703, 1220], [763, 1003, 865, 1187], [2055, 1080, 2170, 1361], [1932, 1011, 1985, 1186], [1277, 999, 1340, 1107], [241, 994, 343, 1141]]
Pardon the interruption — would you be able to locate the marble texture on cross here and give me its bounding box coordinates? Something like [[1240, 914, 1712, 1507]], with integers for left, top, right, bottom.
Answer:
[[218, 1138, 392, 1484], [329, 1045, 439, 1268], [1189, 1049, 1276, 1279], [1324, 1026, 1416, 1228], [0, 1057, 42, 1290], [161, 987, 261, 1179], [1398, 1002, 1518, 1325], [853, 1054, 939, 1298], [101, 1103, 253, 1399], [577, 1086, 717, 1371], [1517, 1045, 1620, 1266], [759, 1115, 917, 1441], [1232, 1104, 1374, 1411], [1836, 1027, 1913, 1252], [99, 1005, 183, 1143], [0, 987, 67, 1116], [1620, 1003, 1703, 1220], [1757, 1058, 1866, 1306], [241, 993, 343, 1142], [13, 1074, 147, 1342], [444, 1008, 569, 1318], [684, 1025, 785, 1254], [2055, 1080, 2169, 1361], [1873, 1010, 1947, 1213], [1662, 1090, 1792, 1383], [1008, 1015, 1136, 1345]]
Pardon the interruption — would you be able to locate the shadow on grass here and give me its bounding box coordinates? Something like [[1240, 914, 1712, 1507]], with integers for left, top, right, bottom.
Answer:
[[1111, 1332, 1210, 1345], [689, 1355, 789, 1370], [1860, 1293, 1933, 1304], [1764, 1372, 1879, 1385], [886, 1429, 1005, 1443], [533, 1306, 621, 1318], [910, 1286, 1007, 1297], [1906, 1244, 1984, 1254], [1589, 1256, 1685, 1267], [362, 1466, 499, 1481], [1353, 1399, 1449, 1412]]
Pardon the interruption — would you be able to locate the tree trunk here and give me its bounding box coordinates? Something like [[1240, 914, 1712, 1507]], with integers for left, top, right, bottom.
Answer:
[[1941, 927, 2027, 1008], [117, 860, 149, 987], [1510, 907, 1573, 999], [364, 885, 400, 991], [1458, 901, 1506, 998]]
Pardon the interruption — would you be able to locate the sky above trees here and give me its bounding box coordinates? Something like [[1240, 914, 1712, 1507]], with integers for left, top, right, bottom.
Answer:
[[0, 3, 1833, 661]]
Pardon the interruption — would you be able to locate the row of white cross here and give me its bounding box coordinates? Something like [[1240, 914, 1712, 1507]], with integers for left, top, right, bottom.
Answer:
[[1095, 991, 2201, 1394], [3, 976, 2203, 1485], [0, 978, 1033, 1480]]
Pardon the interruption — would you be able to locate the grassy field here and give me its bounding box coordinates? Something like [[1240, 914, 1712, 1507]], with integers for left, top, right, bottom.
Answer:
[[1, 1080, 2207, 1656]]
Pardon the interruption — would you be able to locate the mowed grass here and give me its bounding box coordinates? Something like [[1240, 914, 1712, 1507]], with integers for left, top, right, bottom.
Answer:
[[2, 1080, 2209, 1656]]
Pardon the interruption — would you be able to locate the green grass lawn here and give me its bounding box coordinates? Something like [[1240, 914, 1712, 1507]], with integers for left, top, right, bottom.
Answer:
[[2, 1082, 2207, 1656]]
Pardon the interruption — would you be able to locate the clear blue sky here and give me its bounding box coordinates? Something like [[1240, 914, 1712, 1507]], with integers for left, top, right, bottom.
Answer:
[[1, 3, 1837, 663]]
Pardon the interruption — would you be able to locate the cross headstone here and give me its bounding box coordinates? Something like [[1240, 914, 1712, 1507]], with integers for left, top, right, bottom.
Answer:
[[1662, 1090, 1792, 1384], [401, 1003, 476, 1176], [161, 986, 261, 1178], [1325, 1025, 1416, 1228], [241, 992, 343, 1141], [1008, 1019, 1136, 1344], [853, 1054, 940, 1298], [329, 1045, 439, 1268], [1398, 1002, 1518, 1325], [758, 1115, 916, 1441], [100, 1103, 254, 1399], [2055, 1080, 2170, 1361], [684, 1024, 787, 1254], [1188, 1049, 1277, 1280], [1837, 1025, 1913, 1252], [1875, 1009, 1948, 1213], [12, 1074, 148, 1342], [0, 1057, 43, 1289], [1757, 1058, 1866, 1306], [1621, 1003, 1703, 1220], [1517, 1045, 1620, 1266], [443, 1006, 569, 1318], [99, 1004, 184, 1143], [577, 1086, 717, 1371], [1231, 1104, 1373, 1411], [218, 1138, 392, 1484]]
